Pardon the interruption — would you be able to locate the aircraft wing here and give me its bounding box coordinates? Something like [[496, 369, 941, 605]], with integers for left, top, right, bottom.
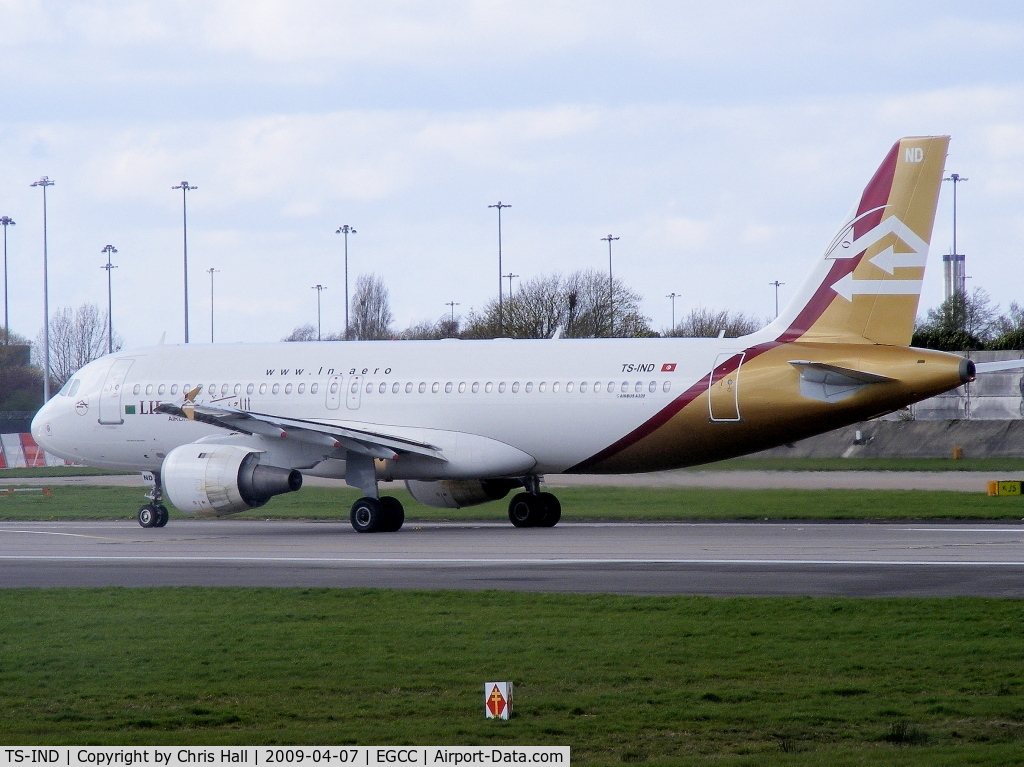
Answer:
[[154, 402, 445, 461]]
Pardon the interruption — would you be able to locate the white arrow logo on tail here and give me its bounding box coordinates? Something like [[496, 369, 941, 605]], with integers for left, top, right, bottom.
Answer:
[[831, 274, 923, 302], [826, 214, 928, 274]]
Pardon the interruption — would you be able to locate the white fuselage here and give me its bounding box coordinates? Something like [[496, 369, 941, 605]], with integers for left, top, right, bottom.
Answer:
[[32, 336, 736, 477]]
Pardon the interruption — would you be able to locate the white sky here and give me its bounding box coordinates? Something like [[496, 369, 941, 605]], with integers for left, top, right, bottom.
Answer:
[[1, 0, 1022, 347]]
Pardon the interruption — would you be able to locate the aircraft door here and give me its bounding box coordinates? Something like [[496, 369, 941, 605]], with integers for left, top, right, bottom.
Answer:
[[325, 375, 342, 410], [346, 375, 362, 410], [708, 352, 744, 422], [98, 358, 134, 425]]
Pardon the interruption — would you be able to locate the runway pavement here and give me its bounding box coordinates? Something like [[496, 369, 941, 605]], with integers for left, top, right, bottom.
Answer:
[[2, 519, 1023, 596]]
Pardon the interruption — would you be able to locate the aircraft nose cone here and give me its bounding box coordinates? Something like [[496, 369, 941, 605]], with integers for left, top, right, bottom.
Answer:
[[31, 397, 60, 452]]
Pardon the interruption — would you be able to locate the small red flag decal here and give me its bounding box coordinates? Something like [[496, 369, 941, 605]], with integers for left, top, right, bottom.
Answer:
[[661, 363, 677, 372]]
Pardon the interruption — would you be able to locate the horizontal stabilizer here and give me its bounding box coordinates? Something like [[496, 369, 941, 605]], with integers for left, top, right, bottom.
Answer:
[[788, 361, 895, 384], [789, 360, 895, 404]]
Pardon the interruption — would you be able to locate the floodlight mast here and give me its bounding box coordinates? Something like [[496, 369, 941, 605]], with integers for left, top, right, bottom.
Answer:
[[666, 292, 679, 330], [489, 202, 511, 336], [446, 300, 460, 328], [504, 272, 518, 299], [769, 280, 785, 319], [30, 176, 54, 401], [0, 216, 15, 344], [335, 225, 356, 340], [311, 284, 326, 341], [206, 267, 220, 342], [601, 234, 619, 336], [172, 181, 198, 343], [101, 245, 118, 354], [942, 173, 969, 300]]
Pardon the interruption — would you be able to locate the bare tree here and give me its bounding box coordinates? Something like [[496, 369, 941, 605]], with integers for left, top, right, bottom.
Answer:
[[462, 269, 652, 339], [37, 304, 122, 389], [665, 307, 764, 338], [396, 315, 462, 340], [349, 274, 394, 340], [989, 302, 1024, 350], [282, 324, 318, 342]]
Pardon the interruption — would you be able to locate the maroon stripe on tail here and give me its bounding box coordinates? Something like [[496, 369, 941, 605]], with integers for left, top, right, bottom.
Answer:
[[776, 141, 900, 343]]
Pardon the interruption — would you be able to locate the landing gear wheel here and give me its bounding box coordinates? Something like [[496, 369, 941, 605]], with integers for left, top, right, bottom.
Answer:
[[508, 492, 543, 528], [154, 505, 170, 528], [138, 505, 158, 528], [350, 497, 386, 533], [379, 496, 405, 532], [536, 492, 561, 527]]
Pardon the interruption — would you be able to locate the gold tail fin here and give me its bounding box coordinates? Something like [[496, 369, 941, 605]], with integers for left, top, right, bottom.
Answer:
[[770, 136, 949, 346]]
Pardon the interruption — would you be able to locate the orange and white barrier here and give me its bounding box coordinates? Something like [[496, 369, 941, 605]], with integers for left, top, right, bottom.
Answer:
[[0, 433, 72, 469]]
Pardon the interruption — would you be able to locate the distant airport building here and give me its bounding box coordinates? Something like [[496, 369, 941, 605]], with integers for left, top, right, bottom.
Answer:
[[942, 253, 967, 301]]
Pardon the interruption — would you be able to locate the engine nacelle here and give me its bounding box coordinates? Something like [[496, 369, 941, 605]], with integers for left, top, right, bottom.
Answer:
[[405, 479, 518, 509], [162, 444, 302, 517]]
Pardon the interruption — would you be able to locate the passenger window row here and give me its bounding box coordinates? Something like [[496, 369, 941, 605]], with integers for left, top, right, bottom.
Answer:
[[129, 379, 673, 398], [131, 382, 323, 397], [354, 380, 673, 395]]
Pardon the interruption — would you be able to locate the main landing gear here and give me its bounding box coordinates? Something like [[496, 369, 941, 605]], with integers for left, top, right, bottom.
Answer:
[[507, 475, 561, 528], [138, 472, 169, 529], [350, 495, 405, 533], [507, 491, 561, 528]]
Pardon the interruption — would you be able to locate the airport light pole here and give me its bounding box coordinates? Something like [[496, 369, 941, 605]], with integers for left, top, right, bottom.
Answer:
[[488, 201, 511, 336], [172, 181, 198, 343], [504, 272, 518, 300], [446, 300, 460, 335], [769, 280, 785, 319], [335, 225, 356, 340], [944, 173, 968, 260], [601, 234, 618, 337], [943, 173, 969, 300], [30, 176, 54, 401], [312, 284, 326, 340], [206, 267, 220, 342], [0, 216, 14, 344], [666, 292, 679, 331], [101, 245, 118, 354]]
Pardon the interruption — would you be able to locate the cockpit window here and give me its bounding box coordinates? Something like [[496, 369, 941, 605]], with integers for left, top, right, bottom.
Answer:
[[68, 379, 81, 397], [59, 379, 74, 396]]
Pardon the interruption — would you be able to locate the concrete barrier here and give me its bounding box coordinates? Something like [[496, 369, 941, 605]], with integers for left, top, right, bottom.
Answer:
[[755, 420, 1024, 459]]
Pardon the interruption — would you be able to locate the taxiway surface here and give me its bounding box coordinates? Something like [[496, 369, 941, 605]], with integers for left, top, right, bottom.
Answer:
[[2, 519, 1022, 596]]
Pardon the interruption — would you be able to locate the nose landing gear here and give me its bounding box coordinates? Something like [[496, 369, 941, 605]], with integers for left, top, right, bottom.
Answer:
[[138, 472, 169, 528]]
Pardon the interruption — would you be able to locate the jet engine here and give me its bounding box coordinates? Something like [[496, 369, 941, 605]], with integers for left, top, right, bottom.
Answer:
[[405, 478, 518, 509], [162, 444, 302, 516]]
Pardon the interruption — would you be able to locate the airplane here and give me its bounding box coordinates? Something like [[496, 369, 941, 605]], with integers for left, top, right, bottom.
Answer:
[[31, 135, 1001, 533]]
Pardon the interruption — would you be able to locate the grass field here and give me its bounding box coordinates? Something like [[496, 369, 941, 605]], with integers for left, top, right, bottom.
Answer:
[[1, 484, 1023, 522], [0, 589, 1022, 765], [700, 457, 1024, 472]]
